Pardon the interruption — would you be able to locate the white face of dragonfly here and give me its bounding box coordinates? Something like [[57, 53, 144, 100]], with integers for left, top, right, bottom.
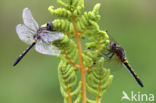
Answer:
[[16, 8, 64, 56]]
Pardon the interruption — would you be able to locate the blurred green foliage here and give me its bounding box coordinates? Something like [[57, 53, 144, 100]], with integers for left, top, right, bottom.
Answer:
[[0, 0, 156, 103]]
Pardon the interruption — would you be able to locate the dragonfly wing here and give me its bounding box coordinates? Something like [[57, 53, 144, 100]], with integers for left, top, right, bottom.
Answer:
[[22, 8, 39, 32], [35, 40, 60, 56], [16, 24, 35, 44], [40, 31, 64, 42], [105, 31, 121, 46]]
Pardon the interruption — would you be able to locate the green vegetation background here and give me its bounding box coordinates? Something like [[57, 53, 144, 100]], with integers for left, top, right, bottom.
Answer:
[[0, 0, 155, 103]]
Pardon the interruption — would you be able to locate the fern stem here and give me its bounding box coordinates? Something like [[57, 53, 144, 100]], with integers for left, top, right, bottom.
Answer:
[[96, 84, 101, 103], [72, 15, 86, 103], [66, 83, 72, 103], [64, 49, 80, 69], [61, 66, 72, 103]]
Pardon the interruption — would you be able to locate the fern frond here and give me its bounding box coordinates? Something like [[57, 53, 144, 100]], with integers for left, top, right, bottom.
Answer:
[[58, 60, 77, 102], [88, 3, 101, 21], [53, 19, 74, 34], [46, 0, 113, 103], [87, 98, 96, 103], [73, 82, 82, 103], [48, 6, 72, 18], [53, 35, 79, 67], [57, 0, 69, 9], [86, 57, 113, 102]]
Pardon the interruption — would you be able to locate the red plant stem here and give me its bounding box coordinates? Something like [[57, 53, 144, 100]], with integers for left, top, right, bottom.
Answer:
[[72, 16, 86, 103], [64, 50, 80, 69]]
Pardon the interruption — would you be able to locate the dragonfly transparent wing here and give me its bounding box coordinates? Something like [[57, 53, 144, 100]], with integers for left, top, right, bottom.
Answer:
[[35, 40, 60, 55], [22, 8, 39, 32], [40, 31, 64, 42], [105, 31, 120, 45], [16, 24, 35, 44]]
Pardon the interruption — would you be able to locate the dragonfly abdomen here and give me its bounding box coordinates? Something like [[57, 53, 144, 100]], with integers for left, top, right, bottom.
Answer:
[[13, 41, 36, 66], [123, 60, 144, 87]]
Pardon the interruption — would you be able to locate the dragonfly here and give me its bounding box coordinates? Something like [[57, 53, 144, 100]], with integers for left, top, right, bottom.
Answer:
[[13, 8, 64, 66], [103, 31, 144, 87]]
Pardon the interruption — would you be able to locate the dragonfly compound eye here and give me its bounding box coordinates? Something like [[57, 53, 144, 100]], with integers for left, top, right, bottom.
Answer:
[[113, 42, 116, 46], [47, 22, 54, 31], [110, 42, 116, 47]]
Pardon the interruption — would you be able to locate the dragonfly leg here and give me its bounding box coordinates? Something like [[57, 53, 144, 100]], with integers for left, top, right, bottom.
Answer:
[[103, 53, 115, 63], [102, 51, 112, 56], [108, 53, 114, 59]]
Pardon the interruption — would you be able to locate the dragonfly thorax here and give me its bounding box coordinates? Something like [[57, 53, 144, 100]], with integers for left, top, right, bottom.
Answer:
[[33, 31, 40, 40], [110, 42, 126, 62], [35, 28, 46, 39]]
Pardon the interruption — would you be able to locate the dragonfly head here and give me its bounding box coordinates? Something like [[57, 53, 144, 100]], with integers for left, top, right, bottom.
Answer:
[[47, 22, 54, 31], [110, 42, 117, 51]]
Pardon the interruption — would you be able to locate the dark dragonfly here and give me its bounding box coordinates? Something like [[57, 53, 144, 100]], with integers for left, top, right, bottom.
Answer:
[[104, 32, 144, 87], [13, 8, 64, 66]]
